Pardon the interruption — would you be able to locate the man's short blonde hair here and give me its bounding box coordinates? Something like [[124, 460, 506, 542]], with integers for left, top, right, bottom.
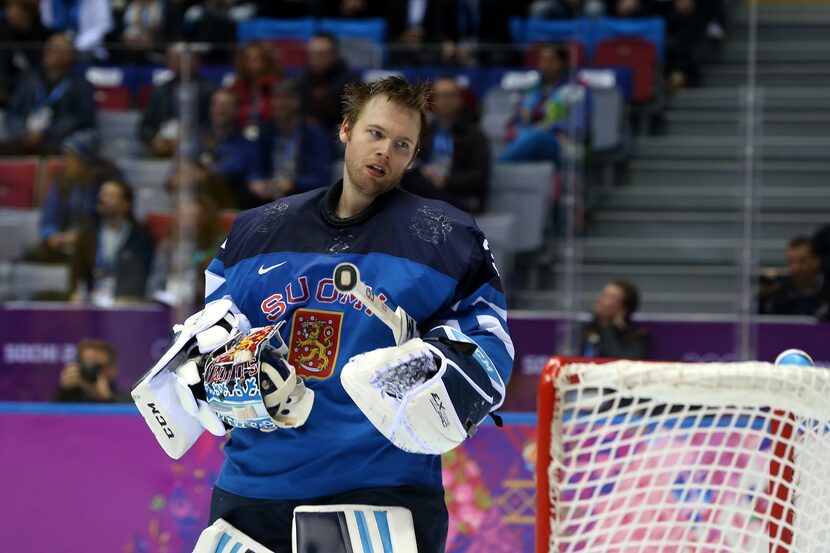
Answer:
[[341, 76, 430, 150]]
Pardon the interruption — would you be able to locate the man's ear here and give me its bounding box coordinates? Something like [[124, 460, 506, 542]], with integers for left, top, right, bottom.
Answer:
[[339, 120, 350, 144]]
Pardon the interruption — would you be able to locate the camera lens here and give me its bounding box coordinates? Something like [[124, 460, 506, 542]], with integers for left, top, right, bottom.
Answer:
[[80, 361, 102, 383]]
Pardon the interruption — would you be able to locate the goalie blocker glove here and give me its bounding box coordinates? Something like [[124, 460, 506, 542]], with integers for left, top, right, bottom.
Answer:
[[341, 325, 505, 455], [133, 299, 315, 459], [132, 299, 253, 458]]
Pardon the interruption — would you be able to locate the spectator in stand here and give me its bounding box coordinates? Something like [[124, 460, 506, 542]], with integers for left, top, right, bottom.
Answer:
[[297, 32, 357, 134], [182, 0, 255, 65], [228, 40, 281, 143], [0, 0, 50, 113], [813, 224, 830, 277], [148, 191, 227, 306], [581, 279, 650, 360], [255, 0, 314, 18], [529, 0, 598, 18], [117, 0, 182, 64], [248, 79, 333, 203], [137, 43, 216, 158], [168, 88, 259, 209], [2, 33, 95, 156], [39, 0, 113, 61], [759, 236, 830, 319], [499, 44, 587, 167], [606, 0, 650, 17], [70, 178, 155, 306], [700, 0, 726, 41], [401, 76, 490, 214], [654, 0, 706, 90], [26, 130, 119, 263], [55, 338, 130, 402], [317, 0, 383, 17], [386, 0, 454, 66], [444, 0, 527, 66]]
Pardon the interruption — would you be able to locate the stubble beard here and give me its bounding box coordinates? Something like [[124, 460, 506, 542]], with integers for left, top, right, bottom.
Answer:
[[344, 155, 401, 198]]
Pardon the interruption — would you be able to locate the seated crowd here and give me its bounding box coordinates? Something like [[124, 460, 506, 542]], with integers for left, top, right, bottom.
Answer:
[[1, 22, 507, 306], [5, 0, 810, 324]]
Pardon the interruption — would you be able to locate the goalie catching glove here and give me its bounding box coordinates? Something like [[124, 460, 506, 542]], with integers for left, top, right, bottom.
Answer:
[[340, 325, 505, 455], [132, 298, 313, 459], [202, 324, 313, 431]]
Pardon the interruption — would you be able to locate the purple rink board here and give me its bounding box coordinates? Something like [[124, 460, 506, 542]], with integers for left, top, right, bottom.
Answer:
[[504, 313, 830, 411], [1, 305, 828, 407], [0, 304, 173, 401], [0, 405, 537, 553]]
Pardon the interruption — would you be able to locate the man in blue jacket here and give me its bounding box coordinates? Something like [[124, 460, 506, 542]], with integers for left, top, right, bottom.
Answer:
[[3, 33, 95, 155], [247, 78, 333, 203]]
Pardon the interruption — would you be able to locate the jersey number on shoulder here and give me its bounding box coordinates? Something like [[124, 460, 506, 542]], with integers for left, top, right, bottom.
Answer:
[[483, 239, 500, 277]]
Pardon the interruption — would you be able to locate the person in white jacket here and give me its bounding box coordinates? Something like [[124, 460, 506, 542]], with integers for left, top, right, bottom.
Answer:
[[39, 0, 113, 60]]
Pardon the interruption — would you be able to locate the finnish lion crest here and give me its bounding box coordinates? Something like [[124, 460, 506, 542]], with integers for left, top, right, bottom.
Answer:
[[288, 309, 343, 380], [410, 206, 454, 244]]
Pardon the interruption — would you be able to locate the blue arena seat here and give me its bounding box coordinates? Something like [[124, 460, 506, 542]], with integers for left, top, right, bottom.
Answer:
[[509, 16, 665, 63], [237, 17, 317, 43], [319, 18, 386, 44]]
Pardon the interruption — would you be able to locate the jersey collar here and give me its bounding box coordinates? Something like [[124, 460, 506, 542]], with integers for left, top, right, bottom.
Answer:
[[322, 179, 398, 227]]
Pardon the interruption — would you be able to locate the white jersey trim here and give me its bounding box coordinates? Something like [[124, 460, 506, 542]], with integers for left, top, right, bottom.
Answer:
[[476, 314, 515, 360], [204, 270, 225, 299]]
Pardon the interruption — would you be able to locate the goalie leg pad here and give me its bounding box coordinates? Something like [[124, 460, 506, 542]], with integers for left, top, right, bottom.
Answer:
[[292, 505, 417, 553], [192, 518, 274, 553]]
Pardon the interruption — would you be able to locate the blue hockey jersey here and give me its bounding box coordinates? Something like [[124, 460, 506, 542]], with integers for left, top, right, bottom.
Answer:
[[204, 181, 514, 499]]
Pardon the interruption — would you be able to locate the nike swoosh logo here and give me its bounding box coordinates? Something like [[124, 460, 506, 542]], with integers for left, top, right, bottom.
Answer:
[[258, 262, 286, 275]]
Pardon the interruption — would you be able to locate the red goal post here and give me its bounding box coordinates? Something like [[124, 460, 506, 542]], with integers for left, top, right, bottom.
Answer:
[[535, 356, 830, 553]]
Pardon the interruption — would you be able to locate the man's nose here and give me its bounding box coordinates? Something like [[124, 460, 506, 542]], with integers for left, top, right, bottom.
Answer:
[[376, 139, 392, 158]]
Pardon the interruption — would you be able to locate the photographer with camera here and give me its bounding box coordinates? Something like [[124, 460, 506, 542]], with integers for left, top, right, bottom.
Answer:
[[55, 339, 129, 402]]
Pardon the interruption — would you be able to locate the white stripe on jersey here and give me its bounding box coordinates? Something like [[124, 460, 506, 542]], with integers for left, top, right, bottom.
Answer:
[[476, 314, 515, 359], [205, 270, 225, 298], [471, 296, 508, 322]]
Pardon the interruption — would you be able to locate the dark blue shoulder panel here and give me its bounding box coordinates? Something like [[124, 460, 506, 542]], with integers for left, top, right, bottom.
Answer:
[[220, 187, 489, 289]]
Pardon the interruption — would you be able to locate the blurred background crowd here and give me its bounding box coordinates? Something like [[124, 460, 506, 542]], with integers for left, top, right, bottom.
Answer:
[[0, 0, 827, 388]]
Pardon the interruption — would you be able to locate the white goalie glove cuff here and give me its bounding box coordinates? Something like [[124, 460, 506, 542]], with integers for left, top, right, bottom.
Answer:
[[131, 298, 250, 459], [341, 326, 505, 455]]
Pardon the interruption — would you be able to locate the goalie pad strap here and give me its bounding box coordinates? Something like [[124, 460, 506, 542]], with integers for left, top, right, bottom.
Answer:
[[293, 505, 417, 553]]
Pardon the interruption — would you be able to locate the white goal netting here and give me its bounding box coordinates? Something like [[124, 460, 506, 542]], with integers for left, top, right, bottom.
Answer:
[[536, 358, 830, 553]]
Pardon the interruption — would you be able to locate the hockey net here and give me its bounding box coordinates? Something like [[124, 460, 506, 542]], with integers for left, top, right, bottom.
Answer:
[[535, 357, 830, 553]]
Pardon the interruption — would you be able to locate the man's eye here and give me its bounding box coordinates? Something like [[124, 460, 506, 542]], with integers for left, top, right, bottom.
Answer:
[[396, 141, 409, 149], [370, 129, 382, 138]]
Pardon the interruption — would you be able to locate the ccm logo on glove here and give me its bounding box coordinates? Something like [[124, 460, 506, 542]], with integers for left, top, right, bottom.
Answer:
[[148, 402, 175, 439]]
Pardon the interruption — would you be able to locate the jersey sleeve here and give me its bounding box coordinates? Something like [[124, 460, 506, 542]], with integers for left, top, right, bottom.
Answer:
[[425, 227, 514, 409], [204, 237, 229, 303]]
